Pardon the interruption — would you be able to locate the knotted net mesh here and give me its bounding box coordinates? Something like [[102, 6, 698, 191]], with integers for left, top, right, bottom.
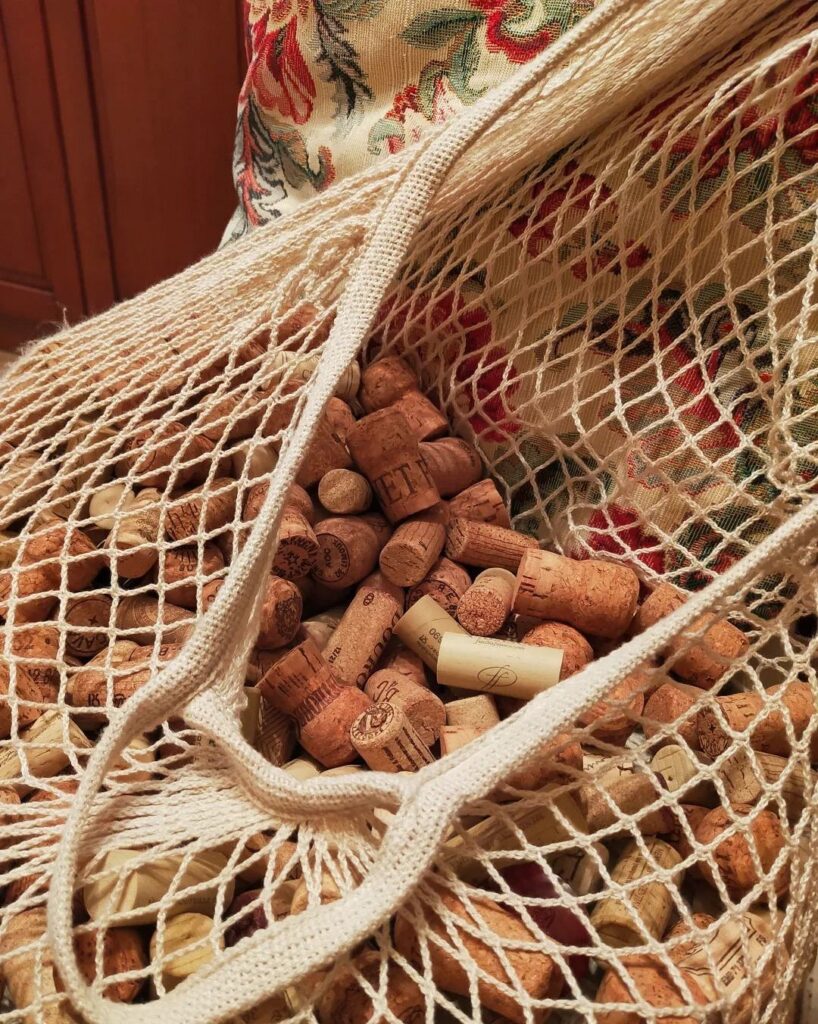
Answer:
[[0, 0, 817, 1021]]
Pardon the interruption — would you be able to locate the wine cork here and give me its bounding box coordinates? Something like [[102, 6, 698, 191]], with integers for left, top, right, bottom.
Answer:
[[84, 849, 234, 926], [590, 838, 683, 947], [437, 633, 563, 701], [595, 953, 707, 1024], [693, 804, 788, 899], [256, 576, 303, 650], [0, 908, 77, 1023], [71, 661, 151, 728], [165, 477, 238, 543], [0, 452, 54, 527], [295, 404, 354, 489], [317, 469, 372, 515], [10, 624, 60, 701], [394, 594, 467, 671], [230, 440, 278, 480], [259, 638, 371, 766], [115, 421, 197, 488], [503, 732, 583, 793], [720, 749, 813, 819], [666, 803, 709, 860], [650, 744, 714, 806], [445, 517, 537, 571], [456, 568, 515, 636], [108, 487, 163, 578], [282, 755, 322, 781], [63, 594, 113, 660], [359, 357, 447, 439], [519, 621, 593, 682], [346, 408, 440, 523], [115, 595, 193, 645], [149, 912, 223, 991], [267, 504, 318, 580], [364, 669, 445, 745], [644, 681, 702, 750], [581, 772, 674, 835], [316, 949, 424, 1024], [552, 844, 609, 896], [632, 583, 749, 688], [0, 530, 21, 571], [418, 438, 483, 497], [697, 682, 815, 758], [74, 926, 147, 1002], [253, 692, 297, 766], [439, 724, 481, 755], [0, 661, 43, 738], [445, 693, 500, 732], [448, 478, 510, 527], [514, 549, 639, 639], [312, 515, 389, 589], [349, 702, 435, 772], [378, 643, 427, 686], [0, 709, 91, 794], [394, 889, 559, 1024], [158, 543, 225, 609], [323, 572, 403, 687], [406, 556, 471, 616], [235, 835, 299, 886], [378, 515, 446, 587], [577, 668, 647, 746]]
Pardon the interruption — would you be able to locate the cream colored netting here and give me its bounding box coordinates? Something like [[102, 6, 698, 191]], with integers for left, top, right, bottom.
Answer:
[[0, 0, 817, 1021]]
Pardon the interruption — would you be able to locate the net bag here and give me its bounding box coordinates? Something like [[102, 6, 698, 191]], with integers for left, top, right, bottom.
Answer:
[[0, 0, 817, 1020]]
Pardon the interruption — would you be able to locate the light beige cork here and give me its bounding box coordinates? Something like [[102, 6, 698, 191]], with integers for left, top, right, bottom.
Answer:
[[406, 556, 471, 616], [108, 488, 163, 579], [419, 438, 483, 496], [437, 632, 563, 701], [317, 468, 372, 515], [445, 693, 500, 732], [552, 843, 609, 896], [10, 624, 61, 701], [720, 748, 813, 819], [581, 771, 674, 836], [439, 724, 481, 755], [650, 743, 714, 806], [445, 517, 537, 571], [448, 478, 510, 527], [394, 594, 467, 670], [149, 912, 223, 991], [0, 710, 92, 794], [323, 572, 403, 687]]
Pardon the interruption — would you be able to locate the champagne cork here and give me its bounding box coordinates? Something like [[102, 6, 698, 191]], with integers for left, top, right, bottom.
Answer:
[[349, 702, 435, 772], [74, 926, 147, 1002], [287, 483, 316, 524], [445, 693, 500, 732], [520, 621, 594, 679], [116, 421, 214, 489], [0, 661, 42, 737], [650, 744, 714, 806], [84, 848, 234, 926], [406, 556, 471, 616], [456, 568, 515, 636], [317, 468, 372, 515], [644, 681, 702, 750], [158, 543, 225, 609], [418, 438, 483, 496], [448, 478, 510, 527], [359, 356, 447, 440], [594, 954, 707, 1024], [514, 549, 639, 639], [312, 515, 388, 589], [244, 646, 284, 685], [439, 724, 481, 755], [71, 662, 151, 728], [108, 488, 163, 578], [259, 638, 371, 766], [394, 889, 560, 1024], [693, 804, 788, 898], [256, 576, 303, 650], [697, 682, 814, 758], [552, 844, 609, 896], [115, 595, 193, 645], [64, 594, 113, 660], [230, 440, 278, 481], [345, 408, 440, 523], [295, 404, 354, 489], [165, 477, 238, 543], [0, 709, 92, 793], [10, 624, 60, 700], [316, 950, 426, 1024], [590, 838, 683, 947], [577, 668, 647, 746], [437, 633, 563, 701], [720, 749, 813, 819], [268, 505, 319, 581], [363, 669, 445, 745], [379, 643, 427, 686], [254, 692, 297, 765], [0, 908, 77, 1023], [323, 572, 403, 687], [445, 517, 537, 571], [394, 594, 468, 670], [378, 514, 446, 587], [88, 480, 130, 533], [632, 583, 749, 688], [323, 396, 356, 442], [581, 771, 674, 835], [149, 912, 223, 991]]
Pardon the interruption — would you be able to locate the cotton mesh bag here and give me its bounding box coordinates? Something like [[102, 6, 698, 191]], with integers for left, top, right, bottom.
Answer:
[[0, 0, 817, 1021]]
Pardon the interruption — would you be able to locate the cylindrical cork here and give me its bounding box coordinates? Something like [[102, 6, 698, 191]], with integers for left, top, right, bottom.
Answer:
[[440, 725, 481, 755], [359, 357, 447, 441], [116, 420, 195, 489], [258, 638, 371, 767], [316, 948, 425, 1024], [0, 908, 75, 1023], [323, 572, 403, 687], [514, 549, 640, 639], [697, 682, 814, 759], [448, 478, 510, 527], [419, 438, 483, 497], [64, 594, 113, 661], [11, 624, 61, 701], [595, 954, 707, 1024], [108, 488, 162, 579], [394, 593, 467, 671], [650, 744, 714, 806], [350, 701, 434, 772], [346, 408, 440, 523], [394, 888, 560, 1024], [256, 576, 303, 650], [74, 926, 147, 1003], [270, 504, 319, 581], [0, 709, 90, 793], [552, 844, 609, 896], [693, 804, 789, 899], [666, 803, 710, 861], [521, 621, 593, 680], [446, 518, 537, 572], [406, 556, 471, 616], [115, 595, 193, 645], [229, 440, 278, 481], [322, 396, 356, 443], [364, 669, 445, 746], [0, 662, 43, 738], [445, 693, 501, 732], [438, 632, 563, 701], [379, 514, 446, 587], [149, 912, 223, 991], [632, 583, 749, 688], [590, 837, 683, 947], [644, 681, 702, 751], [71, 662, 151, 728], [581, 772, 674, 836], [502, 731, 584, 793], [312, 515, 389, 590], [298, 606, 345, 649], [165, 478, 238, 543], [378, 643, 427, 686], [158, 544, 225, 609], [391, 390, 448, 442], [255, 695, 297, 765], [577, 668, 647, 746], [720, 749, 813, 820], [457, 568, 516, 636], [295, 404, 353, 489], [317, 469, 372, 515]]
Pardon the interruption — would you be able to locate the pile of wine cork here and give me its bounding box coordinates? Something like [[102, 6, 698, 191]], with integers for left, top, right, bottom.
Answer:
[[0, 353, 809, 1023]]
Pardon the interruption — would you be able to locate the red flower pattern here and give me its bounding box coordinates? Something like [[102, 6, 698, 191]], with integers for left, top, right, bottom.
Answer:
[[784, 68, 818, 165], [586, 504, 666, 574], [470, 1, 554, 62], [245, 15, 316, 125]]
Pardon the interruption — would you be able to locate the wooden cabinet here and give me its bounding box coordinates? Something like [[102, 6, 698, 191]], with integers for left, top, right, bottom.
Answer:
[[0, 0, 244, 351]]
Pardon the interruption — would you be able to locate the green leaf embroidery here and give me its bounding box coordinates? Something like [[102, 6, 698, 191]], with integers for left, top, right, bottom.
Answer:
[[401, 8, 484, 50]]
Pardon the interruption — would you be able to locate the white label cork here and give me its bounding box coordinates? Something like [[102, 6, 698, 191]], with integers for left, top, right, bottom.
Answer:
[[437, 633, 563, 700], [394, 594, 467, 670]]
